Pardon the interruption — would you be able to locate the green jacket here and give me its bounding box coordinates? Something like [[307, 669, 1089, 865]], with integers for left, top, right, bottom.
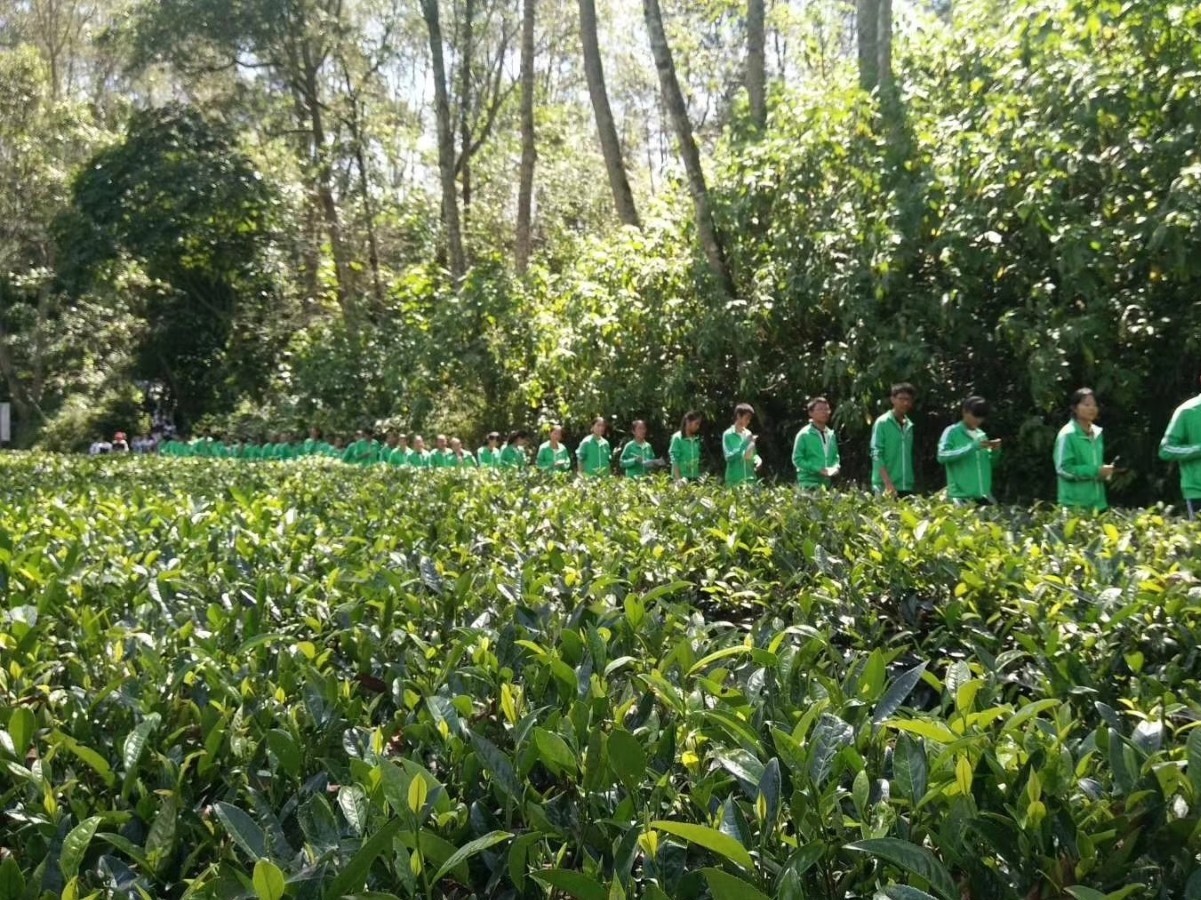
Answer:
[[576, 436, 611, 476], [870, 412, 915, 493], [500, 444, 527, 469], [722, 426, 758, 486], [1159, 394, 1201, 500], [477, 446, 502, 468], [448, 450, 476, 468], [430, 448, 456, 468], [669, 431, 702, 480], [537, 441, 572, 473], [1054, 420, 1107, 511], [936, 422, 998, 500], [792, 425, 839, 489], [620, 440, 656, 477], [386, 447, 409, 467], [409, 449, 432, 469]]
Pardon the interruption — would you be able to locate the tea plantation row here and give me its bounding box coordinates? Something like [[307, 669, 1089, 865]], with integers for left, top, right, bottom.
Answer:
[[0, 455, 1198, 899]]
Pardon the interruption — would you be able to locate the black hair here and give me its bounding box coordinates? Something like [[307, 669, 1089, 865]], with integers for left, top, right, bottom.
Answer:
[[486, 431, 501, 443], [734, 402, 755, 419], [891, 383, 916, 398], [807, 396, 830, 413], [680, 411, 703, 431], [963, 396, 989, 417], [1069, 387, 1096, 412]]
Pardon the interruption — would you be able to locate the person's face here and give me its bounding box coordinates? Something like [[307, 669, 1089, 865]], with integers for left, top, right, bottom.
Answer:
[[685, 418, 701, 437], [399, 436, 409, 448], [592, 419, 606, 437], [451, 439, 462, 452], [891, 392, 914, 416], [436, 436, 447, 450], [550, 427, 562, 443], [414, 437, 426, 450], [736, 412, 753, 429], [810, 402, 831, 428], [964, 411, 984, 430], [1074, 394, 1099, 424], [488, 437, 499, 447], [634, 422, 647, 441], [386, 434, 399, 447]]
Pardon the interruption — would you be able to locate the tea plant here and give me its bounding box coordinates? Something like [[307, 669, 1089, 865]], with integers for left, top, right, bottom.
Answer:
[[0, 454, 1198, 899]]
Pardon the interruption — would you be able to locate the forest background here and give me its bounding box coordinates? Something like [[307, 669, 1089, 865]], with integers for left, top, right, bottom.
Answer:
[[1, 0, 1199, 502]]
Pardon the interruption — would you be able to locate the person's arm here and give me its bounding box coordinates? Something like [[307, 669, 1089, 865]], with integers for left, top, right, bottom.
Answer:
[[723, 430, 747, 462], [536, 443, 550, 471], [871, 419, 896, 493], [937, 426, 976, 465], [793, 430, 823, 478], [620, 441, 640, 470], [1159, 408, 1201, 462], [1054, 430, 1100, 481], [828, 433, 841, 473], [669, 434, 682, 480]]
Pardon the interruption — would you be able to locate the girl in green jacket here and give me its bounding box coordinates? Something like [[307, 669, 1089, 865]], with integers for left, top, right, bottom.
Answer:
[[537, 425, 573, 474], [669, 411, 704, 483], [620, 420, 659, 477], [1054, 388, 1115, 511]]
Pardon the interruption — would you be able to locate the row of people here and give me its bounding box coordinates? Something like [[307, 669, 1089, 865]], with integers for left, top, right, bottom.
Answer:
[[153, 375, 1201, 516]]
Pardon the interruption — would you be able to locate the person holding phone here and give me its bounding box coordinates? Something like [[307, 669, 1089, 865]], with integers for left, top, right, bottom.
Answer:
[[1054, 387, 1114, 511], [871, 383, 917, 497], [723, 403, 760, 486], [792, 396, 840, 490], [1158, 373, 1201, 520], [620, 420, 661, 477], [669, 411, 704, 483], [937, 396, 1001, 505], [537, 425, 573, 474], [576, 417, 612, 477]]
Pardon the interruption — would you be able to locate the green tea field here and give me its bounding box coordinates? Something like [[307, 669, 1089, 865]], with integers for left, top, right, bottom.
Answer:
[[1, 455, 1199, 899]]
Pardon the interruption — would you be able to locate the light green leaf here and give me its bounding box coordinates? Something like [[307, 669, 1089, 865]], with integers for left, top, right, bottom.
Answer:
[[532, 869, 607, 900], [60, 816, 103, 881], [430, 830, 512, 884], [702, 867, 771, 900], [846, 838, 956, 900], [253, 859, 286, 900], [650, 820, 754, 871]]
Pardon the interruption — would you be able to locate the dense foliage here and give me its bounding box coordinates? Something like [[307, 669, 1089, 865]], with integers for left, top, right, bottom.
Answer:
[[1, 0, 1199, 505], [2, 455, 1199, 898]]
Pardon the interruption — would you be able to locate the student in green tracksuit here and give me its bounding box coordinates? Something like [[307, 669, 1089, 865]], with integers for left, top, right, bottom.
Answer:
[[1054, 387, 1114, 511], [1159, 375, 1201, 519], [342, 430, 379, 466], [871, 383, 917, 496], [447, 438, 477, 468], [537, 425, 573, 474], [723, 403, 760, 486], [577, 417, 612, 477], [387, 434, 411, 466], [500, 431, 529, 468], [620, 420, 659, 477], [937, 396, 1002, 504], [302, 427, 324, 456], [477, 432, 503, 468], [792, 396, 840, 490], [669, 411, 704, 483], [409, 435, 432, 469], [429, 435, 455, 468]]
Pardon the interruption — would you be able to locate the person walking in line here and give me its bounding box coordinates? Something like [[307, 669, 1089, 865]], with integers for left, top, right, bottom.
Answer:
[[500, 431, 529, 469], [577, 417, 612, 477], [478, 432, 503, 468], [937, 396, 1001, 505], [537, 425, 573, 474], [871, 383, 916, 497], [792, 397, 840, 490], [669, 411, 704, 483], [1159, 373, 1201, 519], [723, 403, 760, 486], [448, 437, 477, 468], [620, 420, 660, 478], [1054, 387, 1114, 511]]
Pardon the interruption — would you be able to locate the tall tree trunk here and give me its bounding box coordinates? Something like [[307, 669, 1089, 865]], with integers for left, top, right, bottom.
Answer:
[[458, 0, 475, 233], [299, 42, 356, 324], [578, 0, 639, 228], [876, 0, 893, 97], [516, 0, 536, 274], [856, 0, 880, 93], [340, 72, 385, 312], [642, 0, 735, 300], [422, 0, 467, 283], [746, 0, 766, 131]]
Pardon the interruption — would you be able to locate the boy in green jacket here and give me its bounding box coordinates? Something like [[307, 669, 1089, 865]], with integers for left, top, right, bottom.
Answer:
[[669, 411, 704, 483], [871, 383, 916, 496], [792, 397, 840, 490], [1159, 374, 1201, 519], [577, 417, 612, 477], [936, 396, 1001, 504], [477, 432, 503, 468], [723, 403, 759, 486]]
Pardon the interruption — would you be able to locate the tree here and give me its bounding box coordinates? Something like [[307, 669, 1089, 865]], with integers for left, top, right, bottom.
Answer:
[[578, 0, 639, 227], [421, 0, 468, 283], [746, 0, 766, 131], [642, 0, 735, 299], [57, 106, 280, 430], [857, 0, 892, 94], [516, 0, 536, 273]]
